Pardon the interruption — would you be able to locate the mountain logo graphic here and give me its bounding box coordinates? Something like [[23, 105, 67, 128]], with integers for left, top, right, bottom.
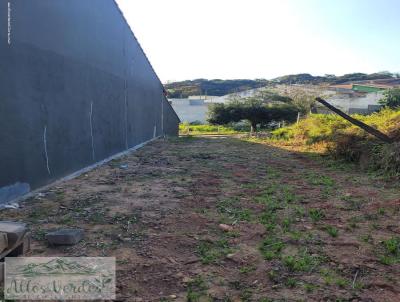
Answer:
[[13, 258, 99, 277]]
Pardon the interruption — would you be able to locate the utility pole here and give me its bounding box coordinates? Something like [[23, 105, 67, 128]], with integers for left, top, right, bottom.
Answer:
[[315, 97, 393, 143]]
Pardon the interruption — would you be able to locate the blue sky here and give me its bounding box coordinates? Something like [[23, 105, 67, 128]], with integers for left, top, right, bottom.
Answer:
[[116, 0, 400, 82]]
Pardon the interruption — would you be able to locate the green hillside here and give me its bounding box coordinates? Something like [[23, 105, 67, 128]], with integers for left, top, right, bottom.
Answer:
[[165, 79, 269, 98], [165, 72, 397, 98]]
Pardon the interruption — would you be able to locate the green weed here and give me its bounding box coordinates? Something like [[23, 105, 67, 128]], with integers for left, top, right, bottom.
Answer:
[[309, 208, 325, 222], [282, 250, 318, 272], [324, 225, 338, 237], [306, 173, 335, 187], [197, 239, 232, 264], [186, 276, 208, 302], [259, 237, 285, 260]]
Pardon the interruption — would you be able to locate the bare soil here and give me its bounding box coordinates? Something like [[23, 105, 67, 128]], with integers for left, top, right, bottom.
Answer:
[[2, 136, 400, 301]]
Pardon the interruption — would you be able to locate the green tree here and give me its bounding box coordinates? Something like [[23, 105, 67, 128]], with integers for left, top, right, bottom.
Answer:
[[379, 88, 400, 109], [207, 99, 297, 133]]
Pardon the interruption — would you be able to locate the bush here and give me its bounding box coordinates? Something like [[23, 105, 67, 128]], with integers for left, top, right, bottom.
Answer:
[[379, 88, 400, 109], [270, 108, 400, 176]]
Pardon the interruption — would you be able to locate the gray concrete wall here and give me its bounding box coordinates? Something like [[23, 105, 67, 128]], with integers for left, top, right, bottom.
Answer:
[[170, 99, 209, 123], [0, 0, 179, 204]]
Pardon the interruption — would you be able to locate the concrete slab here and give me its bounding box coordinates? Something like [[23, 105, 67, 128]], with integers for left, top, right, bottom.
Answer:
[[0, 221, 27, 246], [46, 229, 84, 245]]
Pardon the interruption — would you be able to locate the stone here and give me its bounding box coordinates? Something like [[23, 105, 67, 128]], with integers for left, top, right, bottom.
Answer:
[[218, 224, 234, 232], [46, 229, 84, 245], [0, 221, 27, 246]]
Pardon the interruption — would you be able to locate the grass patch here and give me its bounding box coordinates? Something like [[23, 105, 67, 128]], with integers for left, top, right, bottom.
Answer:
[[379, 236, 400, 265], [179, 123, 246, 135], [284, 277, 298, 288], [197, 239, 233, 264], [217, 197, 253, 222], [324, 225, 339, 237], [239, 265, 256, 274], [282, 249, 319, 272], [186, 276, 208, 302], [309, 208, 325, 222], [259, 237, 285, 260], [269, 109, 400, 177], [306, 172, 335, 187], [320, 268, 349, 288]]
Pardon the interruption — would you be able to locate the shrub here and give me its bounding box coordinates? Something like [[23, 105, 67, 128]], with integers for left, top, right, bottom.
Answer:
[[270, 108, 400, 176]]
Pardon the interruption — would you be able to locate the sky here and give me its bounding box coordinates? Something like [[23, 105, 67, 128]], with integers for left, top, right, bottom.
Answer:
[[116, 0, 400, 83]]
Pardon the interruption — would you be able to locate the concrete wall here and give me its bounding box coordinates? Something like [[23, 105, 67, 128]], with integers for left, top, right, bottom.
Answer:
[[326, 91, 384, 112], [170, 99, 209, 123], [0, 0, 179, 204]]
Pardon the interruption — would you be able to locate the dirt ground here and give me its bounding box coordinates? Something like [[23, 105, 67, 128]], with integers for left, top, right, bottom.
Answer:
[[2, 136, 400, 301]]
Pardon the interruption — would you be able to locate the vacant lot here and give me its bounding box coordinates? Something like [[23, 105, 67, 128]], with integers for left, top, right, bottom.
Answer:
[[2, 137, 400, 301]]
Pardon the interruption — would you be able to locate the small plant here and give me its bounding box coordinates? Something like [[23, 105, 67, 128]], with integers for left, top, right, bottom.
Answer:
[[342, 195, 364, 210], [383, 237, 400, 255], [306, 173, 335, 187], [240, 288, 252, 301], [360, 233, 373, 244], [294, 205, 305, 217], [336, 277, 349, 288], [217, 197, 252, 222], [186, 276, 208, 302], [320, 269, 349, 288], [239, 266, 256, 274], [281, 217, 292, 232], [259, 237, 285, 260], [267, 269, 280, 284], [259, 209, 277, 231], [254, 185, 278, 204], [266, 167, 282, 179], [325, 225, 338, 237], [289, 231, 303, 241], [282, 250, 318, 272], [285, 277, 297, 288], [309, 208, 325, 222], [304, 283, 318, 293], [282, 186, 296, 203], [197, 239, 232, 264]]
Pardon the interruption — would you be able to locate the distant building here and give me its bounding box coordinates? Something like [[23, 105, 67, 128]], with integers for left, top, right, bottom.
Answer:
[[169, 98, 209, 123], [321, 79, 396, 114]]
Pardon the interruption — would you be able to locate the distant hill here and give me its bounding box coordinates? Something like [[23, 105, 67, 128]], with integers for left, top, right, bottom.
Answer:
[[165, 73, 398, 98], [164, 79, 269, 98], [272, 72, 396, 85]]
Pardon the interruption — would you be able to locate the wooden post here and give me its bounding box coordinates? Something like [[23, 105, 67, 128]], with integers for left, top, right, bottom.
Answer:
[[315, 97, 393, 144]]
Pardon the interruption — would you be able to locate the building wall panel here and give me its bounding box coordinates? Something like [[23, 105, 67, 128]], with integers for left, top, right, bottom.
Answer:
[[0, 0, 179, 204]]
